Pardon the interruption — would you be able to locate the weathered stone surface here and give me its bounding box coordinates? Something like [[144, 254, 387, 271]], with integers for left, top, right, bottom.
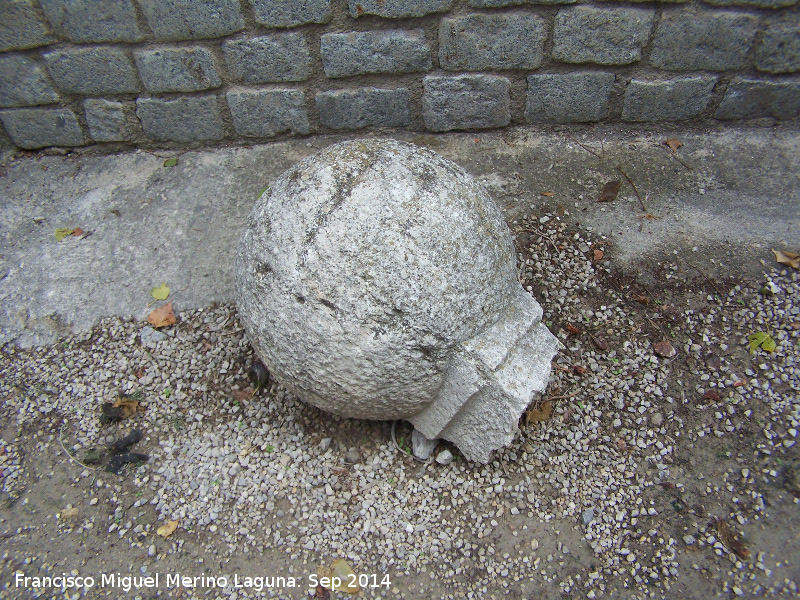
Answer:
[[316, 87, 410, 129], [650, 9, 757, 71], [715, 79, 800, 120], [235, 139, 557, 463], [0, 107, 84, 148], [252, 0, 331, 27], [526, 72, 614, 123], [223, 34, 312, 83], [321, 30, 431, 78], [622, 77, 716, 121], [703, 0, 797, 7], [0, 55, 58, 108], [43, 48, 139, 95], [226, 89, 309, 138], [40, 0, 142, 43], [136, 96, 224, 142], [439, 13, 546, 71], [553, 7, 654, 65], [134, 47, 221, 93], [84, 99, 131, 142], [423, 74, 510, 132], [138, 0, 244, 41], [0, 0, 54, 51], [756, 22, 800, 74], [348, 0, 452, 18], [469, 0, 576, 5]]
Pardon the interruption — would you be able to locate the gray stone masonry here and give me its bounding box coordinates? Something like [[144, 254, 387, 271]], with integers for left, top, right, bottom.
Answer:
[[321, 30, 432, 78], [756, 22, 800, 74], [349, 0, 452, 18], [223, 34, 312, 84], [40, 0, 142, 43], [43, 48, 139, 95], [0, 107, 83, 148], [439, 13, 546, 71], [226, 89, 309, 138], [251, 0, 331, 28], [134, 48, 221, 93], [716, 79, 800, 120], [650, 9, 757, 71], [0, 55, 58, 108], [136, 96, 224, 142], [138, 0, 244, 41], [424, 74, 510, 132], [469, 0, 576, 4], [526, 73, 614, 123], [316, 87, 410, 129], [704, 0, 797, 7], [623, 77, 717, 121], [0, 0, 53, 51], [84, 99, 131, 142], [553, 7, 654, 65]]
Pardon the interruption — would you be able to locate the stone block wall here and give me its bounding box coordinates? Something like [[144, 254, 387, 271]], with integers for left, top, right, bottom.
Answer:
[[0, 0, 798, 150]]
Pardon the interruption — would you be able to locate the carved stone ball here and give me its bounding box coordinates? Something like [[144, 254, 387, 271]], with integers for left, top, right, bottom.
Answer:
[[235, 139, 558, 463]]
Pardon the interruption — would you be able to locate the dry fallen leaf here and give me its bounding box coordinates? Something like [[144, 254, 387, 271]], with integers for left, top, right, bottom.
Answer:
[[61, 507, 80, 519], [631, 293, 650, 305], [733, 379, 747, 388], [772, 249, 800, 270], [232, 389, 254, 402], [54, 227, 75, 241], [330, 559, 360, 594], [525, 400, 553, 424], [664, 138, 683, 152], [591, 334, 609, 351], [157, 520, 179, 538], [315, 585, 331, 600], [598, 181, 622, 202], [653, 340, 677, 358], [573, 365, 587, 375], [716, 518, 750, 560], [791, 322, 800, 331], [148, 301, 176, 328], [566, 323, 582, 334], [112, 396, 143, 418], [704, 389, 721, 401], [541, 191, 555, 197], [593, 249, 605, 261]]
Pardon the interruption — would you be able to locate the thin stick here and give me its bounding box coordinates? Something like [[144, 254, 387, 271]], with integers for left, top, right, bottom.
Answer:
[[59, 423, 101, 471], [690, 263, 724, 299], [616, 166, 647, 212], [668, 151, 693, 171], [564, 133, 603, 160]]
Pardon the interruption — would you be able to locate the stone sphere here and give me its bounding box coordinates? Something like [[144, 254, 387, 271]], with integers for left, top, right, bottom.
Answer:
[[235, 139, 557, 462]]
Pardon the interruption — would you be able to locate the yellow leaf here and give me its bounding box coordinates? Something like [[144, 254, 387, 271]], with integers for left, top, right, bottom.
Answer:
[[151, 283, 170, 301], [330, 559, 360, 593], [55, 227, 75, 241], [772, 249, 800, 270], [157, 520, 179, 538], [112, 396, 143, 418]]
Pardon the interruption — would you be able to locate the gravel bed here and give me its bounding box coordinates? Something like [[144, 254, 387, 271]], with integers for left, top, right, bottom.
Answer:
[[0, 209, 798, 599]]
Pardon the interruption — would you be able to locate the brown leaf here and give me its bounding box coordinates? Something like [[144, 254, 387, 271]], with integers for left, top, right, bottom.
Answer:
[[631, 293, 650, 305], [593, 249, 605, 261], [791, 322, 800, 331], [556, 205, 565, 217], [315, 585, 331, 600], [704, 389, 720, 401], [716, 518, 750, 560], [148, 301, 176, 328], [591, 334, 609, 351], [653, 340, 677, 358], [772, 249, 800, 270], [566, 323, 582, 334], [664, 138, 683, 152], [733, 380, 747, 388], [541, 191, 555, 197], [72, 227, 84, 237], [232, 389, 254, 402], [134, 367, 145, 379], [525, 401, 553, 424], [157, 519, 179, 538], [201, 339, 213, 352], [598, 180, 622, 202], [573, 365, 587, 375], [112, 396, 143, 418]]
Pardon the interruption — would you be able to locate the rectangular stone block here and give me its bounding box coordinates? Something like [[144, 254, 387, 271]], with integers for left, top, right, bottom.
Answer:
[[0, 55, 58, 108], [252, 0, 331, 28], [439, 14, 545, 71], [423, 74, 510, 132], [84, 99, 131, 142], [349, 0, 452, 18], [134, 47, 221, 93], [44, 48, 139, 95], [0, 107, 84, 148], [138, 0, 244, 41], [526, 72, 614, 123], [321, 30, 431, 78], [136, 96, 224, 142], [553, 7, 654, 65], [715, 79, 800, 120], [622, 77, 716, 121], [469, 0, 576, 5], [756, 23, 800, 74], [703, 0, 797, 7], [40, 0, 142, 43], [226, 89, 309, 137], [650, 9, 757, 71], [223, 34, 312, 83], [316, 87, 410, 130], [0, 0, 54, 51]]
